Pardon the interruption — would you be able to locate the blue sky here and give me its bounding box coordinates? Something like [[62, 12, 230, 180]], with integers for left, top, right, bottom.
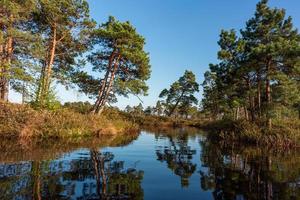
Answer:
[[10, 0, 300, 109]]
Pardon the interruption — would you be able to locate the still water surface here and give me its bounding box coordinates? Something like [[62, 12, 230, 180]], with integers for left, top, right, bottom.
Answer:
[[0, 128, 299, 200]]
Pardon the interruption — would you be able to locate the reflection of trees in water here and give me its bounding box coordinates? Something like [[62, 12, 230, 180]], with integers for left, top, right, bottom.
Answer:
[[0, 132, 139, 163], [0, 150, 144, 200], [199, 141, 300, 200], [90, 149, 144, 200], [156, 134, 197, 187]]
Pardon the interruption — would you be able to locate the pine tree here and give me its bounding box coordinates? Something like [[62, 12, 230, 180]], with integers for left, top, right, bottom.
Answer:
[[33, 0, 94, 108], [241, 0, 300, 128], [0, 0, 37, 101], [76, 16, 151, 114], [202, 0, 300, 128], [159, 70, 199, 117], [155, 101, 164, 116]]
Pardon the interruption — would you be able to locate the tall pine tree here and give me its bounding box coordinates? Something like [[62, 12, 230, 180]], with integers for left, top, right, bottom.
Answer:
[[33, 0, 94, 108], [75, 16, 151, 114]]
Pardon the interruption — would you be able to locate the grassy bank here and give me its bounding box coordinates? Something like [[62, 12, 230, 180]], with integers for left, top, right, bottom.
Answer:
[[202, 119, 300, 148], [123, 112, 300, 148], [0, 103, 138, 140], [124, 113, 206, 129]]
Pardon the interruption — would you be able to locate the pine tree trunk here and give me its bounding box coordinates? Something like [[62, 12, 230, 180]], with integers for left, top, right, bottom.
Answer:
[[0, 36, 13, 102], [97, 72, 115, 114], [22, 82, 26, 104], [0, 44, 4, 101], [168, 91, 185, 117], [244, 106, 249, 121], [0, 14, 13, 102], [266, 59, 272, 129], [91, 79, 105, 113], [246, 78, 255, 121], [91, 53, 120, 115], [35, 65, 46, 103], [97, 55, 120, 114], [257, 73, 262, 117], [38, 24, 57, 106], [0, 18, 4, 99], [44, 26, 57, 92], [91, 53, 115, 114]]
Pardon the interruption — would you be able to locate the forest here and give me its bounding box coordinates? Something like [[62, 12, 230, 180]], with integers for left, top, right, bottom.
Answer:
[[0, 0, 299, 146]]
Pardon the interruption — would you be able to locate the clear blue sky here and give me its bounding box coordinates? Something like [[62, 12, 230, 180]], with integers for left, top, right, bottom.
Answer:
[[10, 0, 300, 109]]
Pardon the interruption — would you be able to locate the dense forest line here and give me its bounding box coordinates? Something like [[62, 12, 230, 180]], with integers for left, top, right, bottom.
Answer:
[[0, 0, 299, 145]]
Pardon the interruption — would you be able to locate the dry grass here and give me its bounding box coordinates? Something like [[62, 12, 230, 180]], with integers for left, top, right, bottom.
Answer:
[[128, 113, 205, 128], [0, 102, 138, 140], [203, 119, 300, 148]]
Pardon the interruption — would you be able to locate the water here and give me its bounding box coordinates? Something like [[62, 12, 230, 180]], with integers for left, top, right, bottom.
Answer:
[[0, 128, 299, 200]]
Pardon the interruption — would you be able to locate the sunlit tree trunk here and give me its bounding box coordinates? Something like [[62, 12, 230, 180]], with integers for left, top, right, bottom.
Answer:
[[0, 13, 13, 102], [91, 53, 121, 115], [91, 52, 115, 114], [0, 36, 12, 102], [37, 24, 57, 106]]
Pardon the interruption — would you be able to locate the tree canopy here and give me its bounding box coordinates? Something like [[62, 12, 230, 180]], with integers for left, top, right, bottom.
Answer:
[[33, 0, 94, 108], [159, 70, 199, 117], [75, 16, 151, 114], [202, 0, 300, 127]]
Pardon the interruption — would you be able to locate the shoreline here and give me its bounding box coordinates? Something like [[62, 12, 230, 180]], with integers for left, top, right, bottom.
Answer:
[[1, 103, 299, 149], [0, 103, 139, 141], [197, 119, 300, 149], [132, 114, 300, 148]]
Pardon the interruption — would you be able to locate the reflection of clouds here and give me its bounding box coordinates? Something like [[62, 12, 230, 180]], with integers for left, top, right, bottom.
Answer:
[[0, 162, 31, 178], [0, 162, 32, 198]]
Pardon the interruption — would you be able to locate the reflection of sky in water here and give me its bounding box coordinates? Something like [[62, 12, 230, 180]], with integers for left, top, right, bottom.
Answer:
[[0, 130, 299, 200]]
